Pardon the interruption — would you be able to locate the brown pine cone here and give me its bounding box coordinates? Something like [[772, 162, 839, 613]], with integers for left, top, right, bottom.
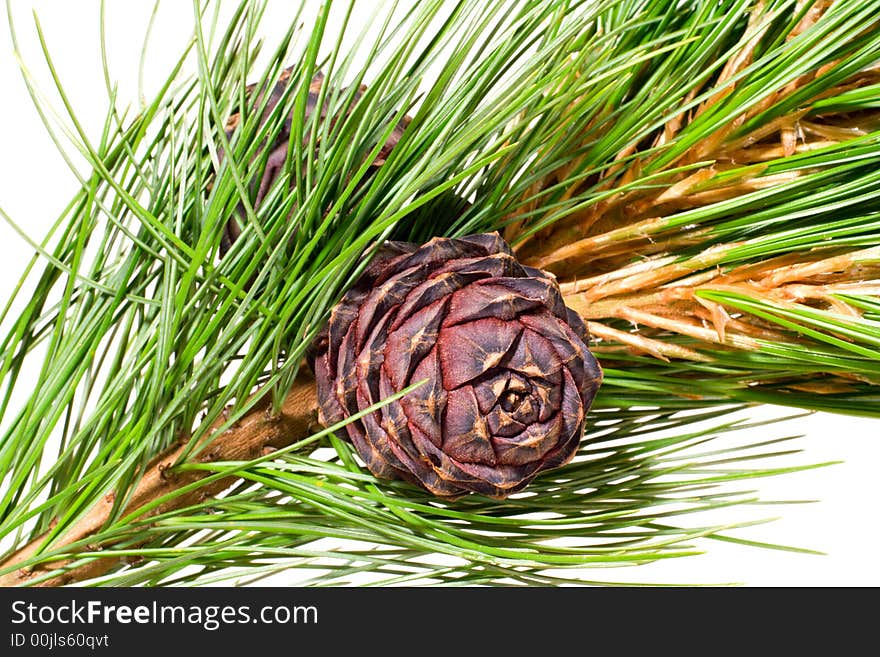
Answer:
[[311, 233, 602, 499], [219, 68, 409, 255]]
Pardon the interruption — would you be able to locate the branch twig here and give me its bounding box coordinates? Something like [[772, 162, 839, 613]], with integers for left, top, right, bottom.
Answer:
[[0, 371, 319, 587]]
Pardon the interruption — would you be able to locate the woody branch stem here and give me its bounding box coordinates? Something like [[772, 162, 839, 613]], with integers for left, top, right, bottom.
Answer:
[[0, 371, 318, 587]]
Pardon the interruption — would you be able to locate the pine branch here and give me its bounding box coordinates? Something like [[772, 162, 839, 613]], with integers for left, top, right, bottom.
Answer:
[[0, 371, 317, 586], [499, 0, 880, 412], [1, 0, 878, 587]]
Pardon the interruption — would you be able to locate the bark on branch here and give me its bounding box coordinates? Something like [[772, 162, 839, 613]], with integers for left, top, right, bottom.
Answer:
[[0, 371, 319, 587]]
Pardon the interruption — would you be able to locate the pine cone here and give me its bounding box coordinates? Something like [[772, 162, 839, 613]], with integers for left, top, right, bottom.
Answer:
[[219, 69, 409, 255], [311, 233, 603, 498]]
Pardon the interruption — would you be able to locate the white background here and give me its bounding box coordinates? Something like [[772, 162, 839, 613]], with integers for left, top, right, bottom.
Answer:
[[0, 1, 877, 586]]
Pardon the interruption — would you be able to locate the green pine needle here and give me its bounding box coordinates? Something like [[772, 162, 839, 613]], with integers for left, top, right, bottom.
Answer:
[[1, 0, 877, 586]]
